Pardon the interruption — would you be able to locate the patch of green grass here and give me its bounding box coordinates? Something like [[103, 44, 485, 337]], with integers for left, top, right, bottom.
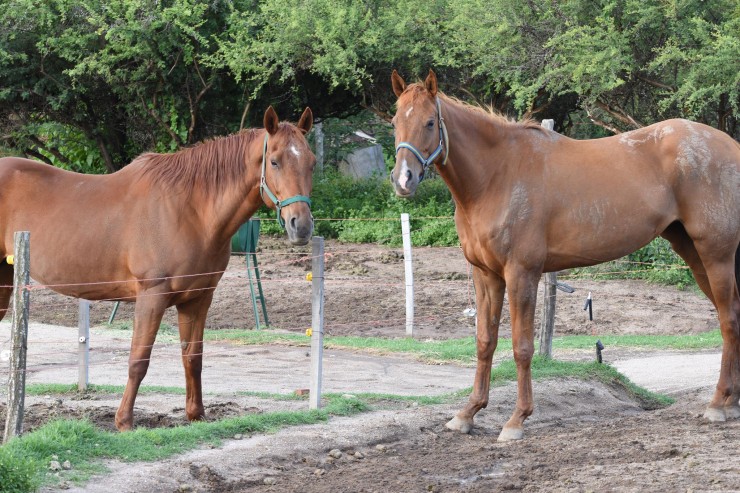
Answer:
[[485, 357, 673, 409], [0, 395, 367, 490], [208, 329, 722, 365], [26, 384, 185, 397], [551, 330, 722, 351]]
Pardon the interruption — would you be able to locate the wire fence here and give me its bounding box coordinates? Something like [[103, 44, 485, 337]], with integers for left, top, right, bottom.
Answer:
[[0, 215, 708, 383]]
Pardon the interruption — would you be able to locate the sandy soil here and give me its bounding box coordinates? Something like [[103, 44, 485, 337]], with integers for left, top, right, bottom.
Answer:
[[1, 238, 734, 492]]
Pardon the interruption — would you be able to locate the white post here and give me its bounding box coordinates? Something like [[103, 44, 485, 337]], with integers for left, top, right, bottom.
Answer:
[[538, 119, 556, 358], [78, 300, 90, 391], [401, 213, 414, 337], [309, 236, 325, 410], [4, 231, 30, 443]]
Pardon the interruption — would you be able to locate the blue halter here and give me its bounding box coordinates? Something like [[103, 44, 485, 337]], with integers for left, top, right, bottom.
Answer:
[[395, 96, 449, 181], [260, 133, 312, 229]]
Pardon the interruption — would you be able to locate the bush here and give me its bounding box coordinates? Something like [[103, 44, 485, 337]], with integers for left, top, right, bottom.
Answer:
[[0, 447, 38, 493], [628, 238, 695, 289], [257, 171, 458, 246]]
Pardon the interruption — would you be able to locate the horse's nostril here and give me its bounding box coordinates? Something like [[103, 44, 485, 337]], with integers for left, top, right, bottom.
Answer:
[[405, 169, 413, 182], [290, 216, 297, 230]]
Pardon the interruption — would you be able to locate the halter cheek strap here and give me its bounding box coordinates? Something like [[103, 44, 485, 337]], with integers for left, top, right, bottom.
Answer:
[[260, 133, 312, 229], [395, 96, 449, 181]]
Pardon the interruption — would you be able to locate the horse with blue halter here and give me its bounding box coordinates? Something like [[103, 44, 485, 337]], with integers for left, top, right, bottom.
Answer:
[[391, 69, 740, 441], [0, 106, 315, 431]]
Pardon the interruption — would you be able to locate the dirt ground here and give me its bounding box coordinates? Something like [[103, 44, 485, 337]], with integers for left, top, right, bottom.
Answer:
[[2, 237, 736, 492], [27, 236, 717, 339]]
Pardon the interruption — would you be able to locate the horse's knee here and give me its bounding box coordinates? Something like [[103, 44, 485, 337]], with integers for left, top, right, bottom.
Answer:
[[128, 359, 150, 381], [512, 344, 534, 364], [476, 338, 497, 361]]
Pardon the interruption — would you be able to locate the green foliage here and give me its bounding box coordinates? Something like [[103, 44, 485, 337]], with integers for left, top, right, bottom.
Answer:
[[0, 447, 38, 493], [626, 238, 694, 288], [1, 0, 737, 174], [258, 172, 458, 246]]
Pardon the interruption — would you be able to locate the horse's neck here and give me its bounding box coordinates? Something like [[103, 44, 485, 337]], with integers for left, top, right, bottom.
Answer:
[[199, 135, 264, 246], [437, 99, 514, 206]]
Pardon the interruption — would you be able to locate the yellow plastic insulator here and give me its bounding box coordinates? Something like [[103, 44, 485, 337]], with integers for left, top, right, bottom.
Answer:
[[5, 255, 13, 265], [306, 272, 313, 281], [305, 328, 313, 337]]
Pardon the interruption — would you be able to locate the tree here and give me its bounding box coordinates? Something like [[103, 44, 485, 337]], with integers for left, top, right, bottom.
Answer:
[[0, 0, 238, 172]]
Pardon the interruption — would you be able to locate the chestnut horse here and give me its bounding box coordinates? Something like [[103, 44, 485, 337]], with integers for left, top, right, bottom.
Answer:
[[0, 106, 315, 431], [391, 70, 740, 441]]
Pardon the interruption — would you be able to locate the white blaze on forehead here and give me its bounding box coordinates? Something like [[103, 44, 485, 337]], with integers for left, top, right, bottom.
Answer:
[[405, 106, 414, 118], [398, 159, 411, 189], [289, 144, 301, 158]]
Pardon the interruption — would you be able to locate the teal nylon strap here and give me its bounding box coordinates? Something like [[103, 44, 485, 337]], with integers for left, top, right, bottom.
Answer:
[[394, 96, 449, 181], [260, 133, 312, 229]]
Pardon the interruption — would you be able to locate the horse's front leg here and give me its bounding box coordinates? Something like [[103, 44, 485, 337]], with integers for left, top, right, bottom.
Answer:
[[115, 293, 169, 431], [446, 267, 505, 434], [498, 265, 540, 441], [176, 292, 215, 422]]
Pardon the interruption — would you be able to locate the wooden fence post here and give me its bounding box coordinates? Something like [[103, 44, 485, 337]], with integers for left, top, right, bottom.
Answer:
[[401, 213, 414, 337], [78, 300, 90, 391], [309, 236, 325, 410], [539, 119, 556, 358], [4, 231, 30, 443]]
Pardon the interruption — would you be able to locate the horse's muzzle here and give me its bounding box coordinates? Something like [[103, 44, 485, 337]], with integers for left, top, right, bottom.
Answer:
[[391, 167, 419, 198], [285, 209, 313, 246]]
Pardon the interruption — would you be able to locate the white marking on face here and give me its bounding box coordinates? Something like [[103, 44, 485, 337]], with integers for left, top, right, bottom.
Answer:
[[405, 106, 414, 118], [289, 145, 301, 158], [398, 159, 410, 189]]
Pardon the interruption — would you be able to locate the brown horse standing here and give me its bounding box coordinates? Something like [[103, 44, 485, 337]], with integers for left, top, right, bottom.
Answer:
[[391, 70, 740, 441], [0, 106, 315, 431]]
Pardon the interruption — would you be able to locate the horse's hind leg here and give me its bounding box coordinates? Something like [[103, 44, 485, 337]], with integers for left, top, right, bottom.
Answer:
[[0, 263, 14, 322], [115, 294, 168, 431], [176, 292, 215, 423], [692, 242, 740, 421]]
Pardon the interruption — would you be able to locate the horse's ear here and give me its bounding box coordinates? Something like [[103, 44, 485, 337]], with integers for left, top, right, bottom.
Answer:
[[391, 70, 406, 98], [425, 69, 438, 97], [297, 107, 313, 135], [264, 106, 279, 136]]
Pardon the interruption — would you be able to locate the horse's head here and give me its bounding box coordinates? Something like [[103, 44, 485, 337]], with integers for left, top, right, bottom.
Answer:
[[260, 106, 315, 245], [390, 69, 447, 198]]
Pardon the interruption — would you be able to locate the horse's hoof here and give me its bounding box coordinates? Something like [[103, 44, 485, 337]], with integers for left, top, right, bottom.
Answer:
[[445, 416, 473, 434], [115, 420, 133, 432], [703, 407, 726, 422], [187, 412, 207, 422], [497, 426, 523, 442], [724, 405, 740, 420]]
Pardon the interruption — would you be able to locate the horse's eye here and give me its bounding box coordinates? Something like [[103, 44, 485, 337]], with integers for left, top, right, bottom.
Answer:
[[426, 120, 434, 129], [271, 159, 278, 168]]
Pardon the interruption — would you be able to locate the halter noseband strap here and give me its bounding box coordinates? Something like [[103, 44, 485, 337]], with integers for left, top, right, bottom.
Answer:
[[395, 96, 449, 181], [260, 133, 312, 229]]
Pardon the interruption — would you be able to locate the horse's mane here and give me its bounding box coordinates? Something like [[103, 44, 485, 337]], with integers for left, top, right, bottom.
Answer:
[[443, 94, 544, 131], [135, 128, 261, 196], [405, 83, 544, 131]]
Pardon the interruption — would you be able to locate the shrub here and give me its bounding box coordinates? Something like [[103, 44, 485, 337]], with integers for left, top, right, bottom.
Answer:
[[0, 447, 38, 493]]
